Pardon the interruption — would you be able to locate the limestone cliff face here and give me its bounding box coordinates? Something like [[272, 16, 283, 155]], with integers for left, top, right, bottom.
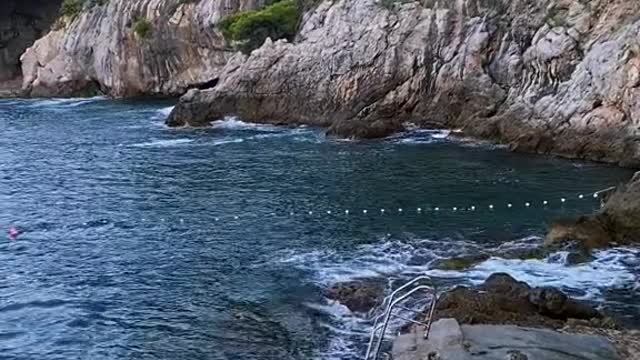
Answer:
[[0, 0, 62, 95], [168, 0, 640, 167], [19, 0, 266, 97]]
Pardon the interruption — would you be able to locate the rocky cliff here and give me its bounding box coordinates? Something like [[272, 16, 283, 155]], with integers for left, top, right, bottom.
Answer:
[[168, 0, 640, 167], [0, 0, 62, 95], [18, 0, 266, 97]]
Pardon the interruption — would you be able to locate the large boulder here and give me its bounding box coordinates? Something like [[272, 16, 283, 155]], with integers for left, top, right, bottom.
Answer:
[[432, 273, 604, 329]]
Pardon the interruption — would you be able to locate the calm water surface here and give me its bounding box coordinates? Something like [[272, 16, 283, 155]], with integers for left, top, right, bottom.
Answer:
[[0, 98, 637, 359]]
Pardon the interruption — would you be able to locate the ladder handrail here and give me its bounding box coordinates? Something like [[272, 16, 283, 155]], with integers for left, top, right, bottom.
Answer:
[[365, 276, 434, 356], [364, 276, 438, 360]]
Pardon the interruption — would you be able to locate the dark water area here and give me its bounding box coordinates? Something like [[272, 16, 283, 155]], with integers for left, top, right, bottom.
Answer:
[[0, 97, 638, 359]]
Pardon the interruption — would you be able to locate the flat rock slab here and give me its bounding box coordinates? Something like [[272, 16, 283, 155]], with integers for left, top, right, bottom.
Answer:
[[463, 324, 619, 360], [392, 319, 620, 360]]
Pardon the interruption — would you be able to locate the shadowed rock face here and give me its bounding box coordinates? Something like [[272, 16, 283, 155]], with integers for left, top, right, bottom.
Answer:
[[18, 0, 267, 97], [0, 0, 62, 84], [168, 0, 640, 166], [547, 175, 640, 250]]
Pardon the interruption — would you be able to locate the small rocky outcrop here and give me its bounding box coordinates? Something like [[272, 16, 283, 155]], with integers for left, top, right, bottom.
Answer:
[[546, 175, 640, 250], [431, 273, 606, 329], [168, 0, 640, 167], [325, 279, 384, 313]]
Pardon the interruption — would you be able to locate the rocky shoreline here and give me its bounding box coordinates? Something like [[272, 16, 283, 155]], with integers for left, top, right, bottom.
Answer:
[[324, 175, 640, 358], [166, 0, 640, 167], [1, 0, 639, 166]]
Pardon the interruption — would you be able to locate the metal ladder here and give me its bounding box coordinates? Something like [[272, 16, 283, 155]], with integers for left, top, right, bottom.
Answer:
[[364, 276, 438, 360]]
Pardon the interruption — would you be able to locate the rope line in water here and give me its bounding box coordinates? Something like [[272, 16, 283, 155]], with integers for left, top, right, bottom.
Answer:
[[7, 188, 613, 236], [192, 188, 610, 224]]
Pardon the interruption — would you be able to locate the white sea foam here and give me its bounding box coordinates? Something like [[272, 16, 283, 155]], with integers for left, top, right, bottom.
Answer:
[[131, 138, 194, 148], [211, 117, 281, 131], [26, 96, 107, 108], [388, 129, 452, 145], [211, 138, 244, 146], [156, 106, 175, 117], [275, 236, 638, 300], [427, 247, 640, 300]]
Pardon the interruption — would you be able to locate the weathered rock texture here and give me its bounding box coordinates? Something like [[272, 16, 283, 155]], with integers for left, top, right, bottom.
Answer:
[[0, 0, 62, 95], [430, 273, 604, 329], [18, 0, 266, 97], [547, 174, 640, 249], [325, 279, 384, 313], [168, 0, 640, 166]]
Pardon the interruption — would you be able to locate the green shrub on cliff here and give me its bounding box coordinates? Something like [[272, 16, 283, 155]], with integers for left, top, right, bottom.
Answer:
[[60, 0, 83, 17], [133, 17, 153, 39], [218, 0, 300, 54]]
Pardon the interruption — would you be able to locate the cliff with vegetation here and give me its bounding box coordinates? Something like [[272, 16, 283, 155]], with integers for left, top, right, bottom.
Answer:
[[168, 0, 640, 167], [15, 0, 267, 97]]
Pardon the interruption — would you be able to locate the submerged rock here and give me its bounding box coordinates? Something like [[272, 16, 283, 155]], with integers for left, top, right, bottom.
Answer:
[[431, 254, 491, 271], [431, 273, 603, 329], [325, 279, 384, 313]]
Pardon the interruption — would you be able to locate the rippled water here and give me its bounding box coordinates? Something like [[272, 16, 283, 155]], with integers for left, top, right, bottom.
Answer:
[[0, 97, 638, 359]]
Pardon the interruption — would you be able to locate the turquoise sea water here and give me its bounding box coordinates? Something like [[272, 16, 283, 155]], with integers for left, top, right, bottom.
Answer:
[[0, 97, 637, 359]]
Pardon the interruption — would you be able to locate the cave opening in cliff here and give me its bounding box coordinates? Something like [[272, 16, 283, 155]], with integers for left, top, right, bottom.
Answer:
[[0, 0, 63, 86]]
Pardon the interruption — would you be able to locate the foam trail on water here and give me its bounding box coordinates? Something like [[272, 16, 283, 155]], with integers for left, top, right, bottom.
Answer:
[[26, 96, 107, 108], [130, 138, 194, 148]]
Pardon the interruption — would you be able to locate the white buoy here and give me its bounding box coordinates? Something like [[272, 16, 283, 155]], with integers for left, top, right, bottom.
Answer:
[[363, 209, 368, 214], [180, 219, 184, 223], [398, 208, 403, 213], [525, 202, 530, 207], [507, 203, 513, 208], [489, 205, 494, 210], [234, 216, 239, 220], [345, 210, 350, 214], [417, 207, 422, 212], [470, 206, 476, 211], [593, 193, 599, 198], [579, 194, 584, 199], [327, 210, 332, 215], [561, 198, 566, 203], [453, 207, 458, 211], [434, 207, 440, 211], [290, 211, 294, 216], [543, 200, 548, 205], [381, 209, 385, 213], [215, 217, 219, 221], [309, 211, 313, 215]]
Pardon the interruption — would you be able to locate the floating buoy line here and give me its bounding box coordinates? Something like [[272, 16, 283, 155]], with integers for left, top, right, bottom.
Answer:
[[180, 187, 614, 224], [19, 187, 614, 234]]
